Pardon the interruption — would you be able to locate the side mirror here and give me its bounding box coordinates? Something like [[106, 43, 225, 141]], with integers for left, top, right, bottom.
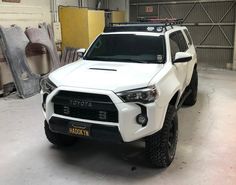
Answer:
[[174, 52, 192, 63], [77, 48, 86, 57]]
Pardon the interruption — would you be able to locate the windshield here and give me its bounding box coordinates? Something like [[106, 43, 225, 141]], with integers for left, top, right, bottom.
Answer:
[[84, 34, 166, 64]]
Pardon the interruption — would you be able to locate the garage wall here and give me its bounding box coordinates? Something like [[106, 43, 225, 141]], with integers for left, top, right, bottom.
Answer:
[[130, 0, 236, 69], [109, 0, 129, 21], [0, 0, 51, 28], [87, 0, 97, 8], [57, 0, 78, 6], [57, 0, 106, 9], [109, 0, 126, 10], [0, 0, 51, 57], [0, 0, 51, 59], [57, 0, 129, 19]]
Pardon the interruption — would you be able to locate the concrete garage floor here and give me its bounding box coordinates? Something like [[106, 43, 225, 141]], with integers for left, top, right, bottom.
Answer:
[[0, 69, 236, 185]]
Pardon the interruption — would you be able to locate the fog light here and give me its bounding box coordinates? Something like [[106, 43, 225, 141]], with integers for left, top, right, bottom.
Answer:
[[136, 114, 148, 126]]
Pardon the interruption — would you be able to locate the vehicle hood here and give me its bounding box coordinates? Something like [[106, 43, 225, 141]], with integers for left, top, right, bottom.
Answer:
[[49, 60, 164, 92]]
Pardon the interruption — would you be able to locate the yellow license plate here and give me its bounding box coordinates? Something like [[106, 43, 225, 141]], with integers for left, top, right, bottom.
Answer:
[[69, 127, 90, 137]]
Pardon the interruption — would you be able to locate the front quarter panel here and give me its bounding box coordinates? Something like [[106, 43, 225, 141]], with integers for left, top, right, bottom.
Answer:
[[151, 63, 181, 107], [149, 63, 181, 130]]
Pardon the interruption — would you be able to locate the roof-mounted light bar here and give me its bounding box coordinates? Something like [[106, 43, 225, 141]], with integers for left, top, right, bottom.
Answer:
[[104, 18, 183, 33]]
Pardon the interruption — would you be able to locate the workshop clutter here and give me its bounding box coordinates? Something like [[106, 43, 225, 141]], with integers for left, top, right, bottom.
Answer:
[[0, 24, 80, 98]]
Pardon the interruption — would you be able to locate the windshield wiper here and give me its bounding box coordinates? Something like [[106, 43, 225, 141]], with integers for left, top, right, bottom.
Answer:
[[121, 58, 148, 63], [85, 57, 153, 64], [85, 57, 110, 61]]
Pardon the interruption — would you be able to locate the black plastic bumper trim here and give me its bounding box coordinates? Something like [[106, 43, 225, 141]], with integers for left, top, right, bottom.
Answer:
[[48, 117, 123, 142]]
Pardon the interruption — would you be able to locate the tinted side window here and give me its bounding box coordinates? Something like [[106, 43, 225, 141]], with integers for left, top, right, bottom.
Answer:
[[176, 31, 188, 52], [169, 32, 180, 60], [184, 29, 193, 45]]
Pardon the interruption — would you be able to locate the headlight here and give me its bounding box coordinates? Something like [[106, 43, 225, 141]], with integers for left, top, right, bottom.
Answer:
[[117, 85, 158, 104], [40, 77, 57, 94]]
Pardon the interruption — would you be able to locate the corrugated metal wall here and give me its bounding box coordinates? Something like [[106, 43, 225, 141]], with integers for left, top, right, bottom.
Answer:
[[130, 0, 236, 69]]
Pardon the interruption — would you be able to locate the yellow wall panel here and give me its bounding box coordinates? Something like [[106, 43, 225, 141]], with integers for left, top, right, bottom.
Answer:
[[112, 11, 125, 23], [59, 6, 89, 49], [88, 10, 105, 45]]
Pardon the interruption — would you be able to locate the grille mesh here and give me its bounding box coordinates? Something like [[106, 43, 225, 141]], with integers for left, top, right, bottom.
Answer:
[[52, 91, 118, 123]]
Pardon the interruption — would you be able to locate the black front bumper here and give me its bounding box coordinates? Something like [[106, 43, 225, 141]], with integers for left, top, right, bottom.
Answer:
[[48, 117, 123, 142]]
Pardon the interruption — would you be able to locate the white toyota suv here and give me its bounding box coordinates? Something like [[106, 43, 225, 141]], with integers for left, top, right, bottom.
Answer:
[[41, 20, 198, 168]]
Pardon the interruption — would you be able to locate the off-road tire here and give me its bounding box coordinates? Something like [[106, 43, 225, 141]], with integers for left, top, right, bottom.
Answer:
[[44, 121, 77, 147], [145, 105, 178, 168], [184, 68, 198, 106]]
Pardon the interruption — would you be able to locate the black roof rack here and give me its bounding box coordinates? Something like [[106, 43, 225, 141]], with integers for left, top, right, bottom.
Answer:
[[104, 18, 183, 33]]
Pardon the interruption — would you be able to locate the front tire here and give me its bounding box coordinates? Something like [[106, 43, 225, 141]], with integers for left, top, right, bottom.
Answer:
[[44, 121, 77, 147], [145, 105, 178, 168]]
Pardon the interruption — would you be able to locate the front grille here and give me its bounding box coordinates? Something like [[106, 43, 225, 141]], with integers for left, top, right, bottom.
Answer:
[[52, 91, 118, 123]]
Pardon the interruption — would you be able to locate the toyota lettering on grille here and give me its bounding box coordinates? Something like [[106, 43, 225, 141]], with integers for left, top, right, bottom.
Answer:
[[70, 99, 93, 108]]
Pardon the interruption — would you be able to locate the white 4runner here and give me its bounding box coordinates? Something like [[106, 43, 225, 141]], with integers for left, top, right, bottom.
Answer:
[[41, 20, 198, 168]]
